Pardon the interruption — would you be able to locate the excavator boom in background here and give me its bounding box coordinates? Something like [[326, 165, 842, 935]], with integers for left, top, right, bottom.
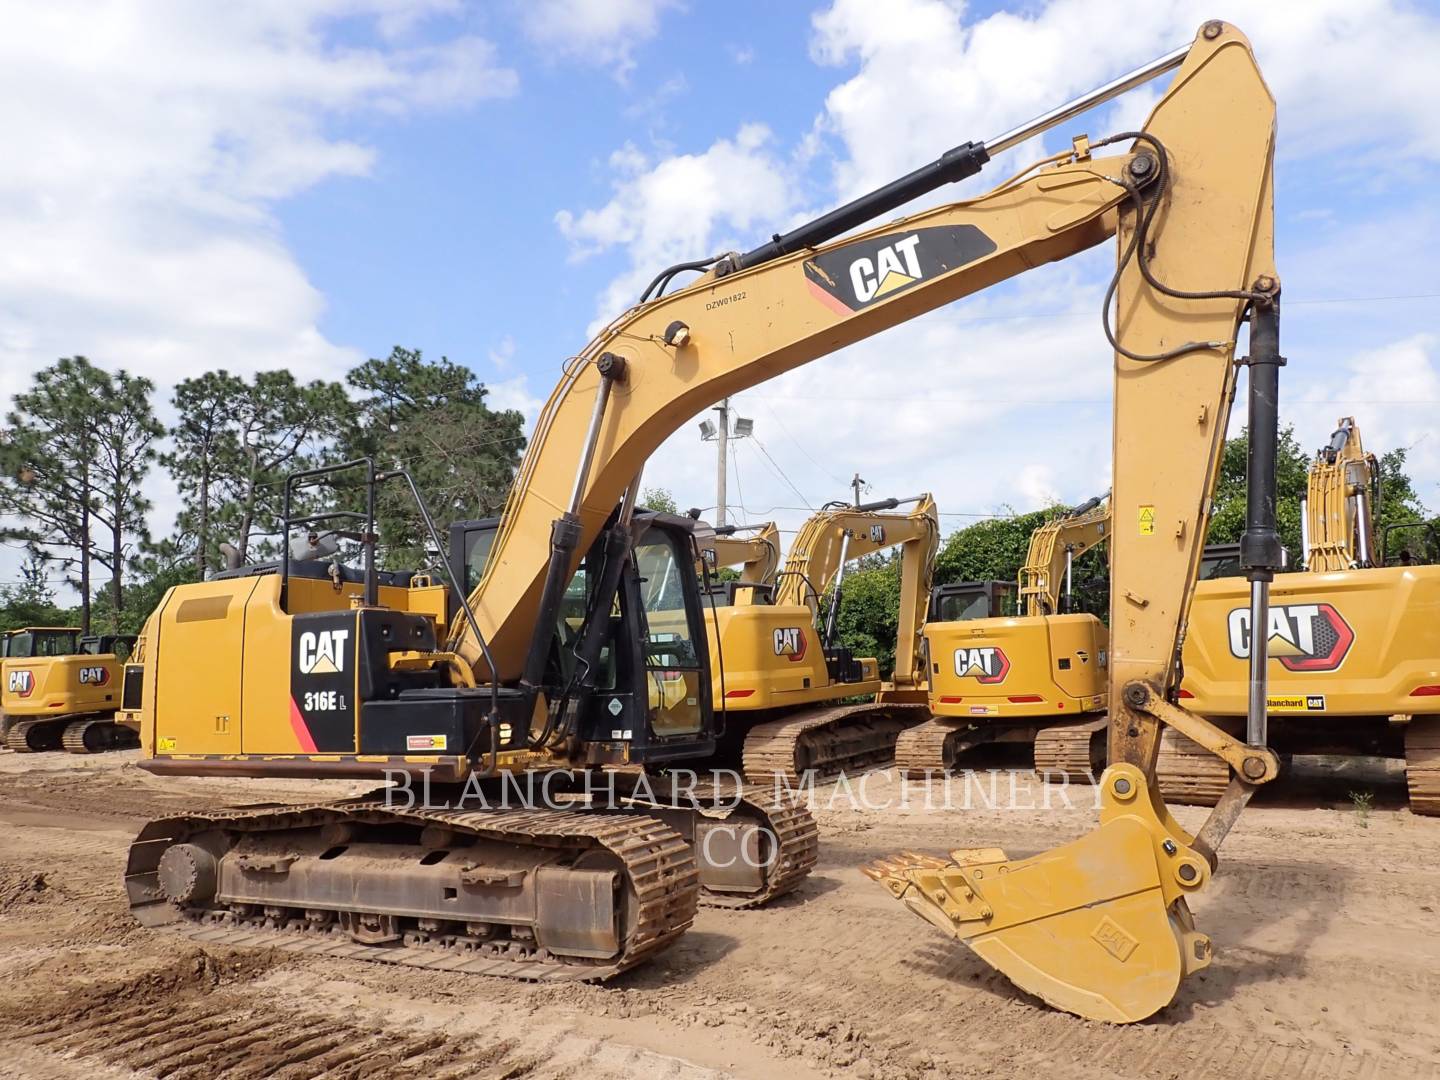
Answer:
[[127, 21, 1285, 1022], [707, 520, 781, 604], [702, 494, 940, 783]]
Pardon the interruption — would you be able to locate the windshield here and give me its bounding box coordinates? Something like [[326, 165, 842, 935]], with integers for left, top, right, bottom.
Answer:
[[4, 630, 80, 658]]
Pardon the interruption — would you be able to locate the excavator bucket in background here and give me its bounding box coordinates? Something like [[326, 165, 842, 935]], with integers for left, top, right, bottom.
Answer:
[[867, 21, 1284, 1023]]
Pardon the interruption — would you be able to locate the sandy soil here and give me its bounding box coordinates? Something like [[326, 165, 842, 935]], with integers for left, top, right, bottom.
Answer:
[[0, 750, 1437, 1080]]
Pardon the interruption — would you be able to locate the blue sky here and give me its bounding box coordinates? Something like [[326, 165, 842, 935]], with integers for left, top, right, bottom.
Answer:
[[3, 0, 1439, 591]]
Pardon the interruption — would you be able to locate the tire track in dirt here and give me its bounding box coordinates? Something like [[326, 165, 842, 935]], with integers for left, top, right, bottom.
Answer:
[[0, 949, 558, 1080]]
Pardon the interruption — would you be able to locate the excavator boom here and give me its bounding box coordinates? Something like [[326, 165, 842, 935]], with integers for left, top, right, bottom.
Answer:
[[1018, 494, 1109, 616]]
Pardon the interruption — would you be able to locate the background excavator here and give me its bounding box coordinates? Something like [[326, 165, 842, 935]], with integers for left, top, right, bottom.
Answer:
[[1, 626, 140, 753], [897, 495, 1110, 780], [125, 21, 1285, 1023], [700, 495, 939, 783], [705, 520, 781, 604], [1176, 418, 1440, 812]]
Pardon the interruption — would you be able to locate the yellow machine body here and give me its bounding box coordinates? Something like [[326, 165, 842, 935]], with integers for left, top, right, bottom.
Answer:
[[1184, 566, 1440, 717], [137, 573, 470, 772], [925, 613, 1106, 719], [1, 632, 126, 720], [706, 604, 881, 710]]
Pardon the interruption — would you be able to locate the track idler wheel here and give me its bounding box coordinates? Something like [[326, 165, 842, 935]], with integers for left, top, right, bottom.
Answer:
[[865, 764, 1213, 1023]]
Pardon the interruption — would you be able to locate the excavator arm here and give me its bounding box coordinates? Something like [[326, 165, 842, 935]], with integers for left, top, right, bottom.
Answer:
[[1017, 494, 1110, 616], [771, 494, 940, 688], [1305, 417, 1379, 571], [711, 521, 782, 586], [449, 22, 1283, 1022]]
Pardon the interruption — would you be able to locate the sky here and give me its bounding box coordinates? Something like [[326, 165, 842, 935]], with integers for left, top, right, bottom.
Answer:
[[2, 0, 1439, 593]]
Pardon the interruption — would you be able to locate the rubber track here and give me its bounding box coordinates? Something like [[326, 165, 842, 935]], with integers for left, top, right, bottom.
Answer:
[[1031, 718, 1106, 782], [1155, 727, 1231, 806], [1405, 716, 1440, 816], [125, 799, 698, 982], [741, 702, 926, 784]]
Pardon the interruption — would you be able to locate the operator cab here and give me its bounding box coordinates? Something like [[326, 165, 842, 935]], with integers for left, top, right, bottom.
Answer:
[[1, 627, 82, 659], [449, 507, 718, 764], [930, 581, 1017, 622]]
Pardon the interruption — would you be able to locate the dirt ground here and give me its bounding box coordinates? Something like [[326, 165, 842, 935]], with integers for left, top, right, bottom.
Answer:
[[0, 750, 1437, 1080]]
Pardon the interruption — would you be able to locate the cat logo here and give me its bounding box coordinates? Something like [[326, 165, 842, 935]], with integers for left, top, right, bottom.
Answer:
[[78, 666, 110, 686], [1227, 602, 1354, 672], [6, 669, 35, 697], [298, 629, 350, 675], [773, 626, 808, 662], [953, 646, 1010, 684], [803, 225, 998, 314], [868, 524, 886, 544]]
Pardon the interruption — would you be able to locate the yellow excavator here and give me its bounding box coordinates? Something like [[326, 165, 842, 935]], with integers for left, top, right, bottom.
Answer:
[[1, 627, 140, 753], [1176, 418, 1440, 812], [897, 495, 1110, 780], [127, 22, 1286, 1022], [699, 496, 939, 783]]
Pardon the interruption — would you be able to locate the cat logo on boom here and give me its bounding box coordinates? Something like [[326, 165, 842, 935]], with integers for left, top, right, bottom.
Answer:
[[298, 629, 350, 675], [1226, 602, 1354, 672], [953, 646, 1010, 684], [6, 670, 35, 697], [803, 225, 998, 315], [773, 627, 808, 662]]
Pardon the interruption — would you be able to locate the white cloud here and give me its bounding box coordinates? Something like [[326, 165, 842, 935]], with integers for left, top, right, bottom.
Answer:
[[0, 2, 517, 405], [0, 1, 518, 589], [558, 0, 1440, 542], [520, 0, 681, 78], [555, 123, 796, 328]]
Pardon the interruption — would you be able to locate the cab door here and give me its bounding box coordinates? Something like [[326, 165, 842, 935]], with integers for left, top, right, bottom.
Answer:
[[634, 527, 706, 738]]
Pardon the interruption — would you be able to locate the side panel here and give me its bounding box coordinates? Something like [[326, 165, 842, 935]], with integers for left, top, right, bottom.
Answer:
[[1182, 566, 1440, 716], [153, 578, 259, 755], [924, 614, 1105, 719], [704, 603, 879, 709], [1, 655, 123, 718]]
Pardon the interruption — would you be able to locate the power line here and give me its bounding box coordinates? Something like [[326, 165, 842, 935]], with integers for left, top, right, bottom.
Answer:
[[748, 436, 814, 510]]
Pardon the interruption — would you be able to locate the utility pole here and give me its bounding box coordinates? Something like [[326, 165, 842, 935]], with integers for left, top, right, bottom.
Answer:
[[715, 398, 730, 527], [699, 399, 750, 527], [851, 472, 866, 506]]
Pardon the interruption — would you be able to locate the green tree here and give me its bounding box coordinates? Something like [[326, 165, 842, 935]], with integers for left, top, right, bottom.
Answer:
[[90, 369, 163, 628], [345, 347, 525, 565], [216, 370, 353, 563], [641, 486, 678, 514], [0, 357, 160, 633], [162, 371, 245, 576], [830, 554, 903, 675], [0, 554, 76, 633], [1204, 426, 1430, 567], [934, 508, 1051, 586], [1204, 425, 1309, 560]]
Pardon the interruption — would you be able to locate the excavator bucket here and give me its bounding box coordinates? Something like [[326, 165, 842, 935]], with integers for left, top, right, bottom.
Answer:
[[864, 764, 1214, 1022]]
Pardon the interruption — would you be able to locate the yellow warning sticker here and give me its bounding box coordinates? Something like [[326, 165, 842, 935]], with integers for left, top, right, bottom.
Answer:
[[1138, 505, 1156, 535], [406, 734, 447, 751], [157, 735, 177, 752], [1267, 694, 1327, 713]]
